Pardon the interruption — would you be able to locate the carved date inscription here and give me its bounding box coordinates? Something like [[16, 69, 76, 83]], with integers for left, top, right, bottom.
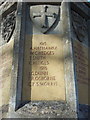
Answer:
[[22, 34, 65, 101]]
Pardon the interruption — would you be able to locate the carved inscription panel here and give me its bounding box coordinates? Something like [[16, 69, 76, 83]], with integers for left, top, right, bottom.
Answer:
[[22, 34, 65, 101], [73, 40, 89, 104]]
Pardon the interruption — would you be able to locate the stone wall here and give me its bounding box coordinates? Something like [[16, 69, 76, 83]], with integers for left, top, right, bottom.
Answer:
[[0, 1, 16, 118], [0, 38, 14, 118]]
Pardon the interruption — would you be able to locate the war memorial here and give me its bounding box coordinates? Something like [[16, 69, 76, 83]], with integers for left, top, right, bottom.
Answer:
[[0, 0, 90, 119]]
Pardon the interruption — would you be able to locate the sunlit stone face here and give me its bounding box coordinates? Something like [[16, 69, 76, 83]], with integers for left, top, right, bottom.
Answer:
[[22, 34, 65, 101]]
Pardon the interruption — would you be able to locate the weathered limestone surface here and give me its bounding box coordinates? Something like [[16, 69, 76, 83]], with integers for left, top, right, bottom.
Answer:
[[0, 1, 90, 119], [22, 34, 65, 101], [0, 1, 16, 118], [0, 36, 14, 118], [71, 4, 89, 105], [6, 2, 78, 119], [0, 2, 16, 16], [71, 3, 90, 118]]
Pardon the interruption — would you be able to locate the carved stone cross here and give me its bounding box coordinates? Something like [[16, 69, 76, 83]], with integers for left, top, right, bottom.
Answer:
[[33, 5, 55, 28]]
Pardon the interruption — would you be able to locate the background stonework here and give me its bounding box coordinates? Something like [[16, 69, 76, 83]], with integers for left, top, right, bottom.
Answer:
[[71, 2, 90, 118], [0, 1, 16, 118]]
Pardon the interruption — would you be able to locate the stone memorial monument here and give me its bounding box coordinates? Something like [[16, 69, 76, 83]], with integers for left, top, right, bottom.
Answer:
[[0, 1, 90, 119], [7, 1, 78, 118]]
